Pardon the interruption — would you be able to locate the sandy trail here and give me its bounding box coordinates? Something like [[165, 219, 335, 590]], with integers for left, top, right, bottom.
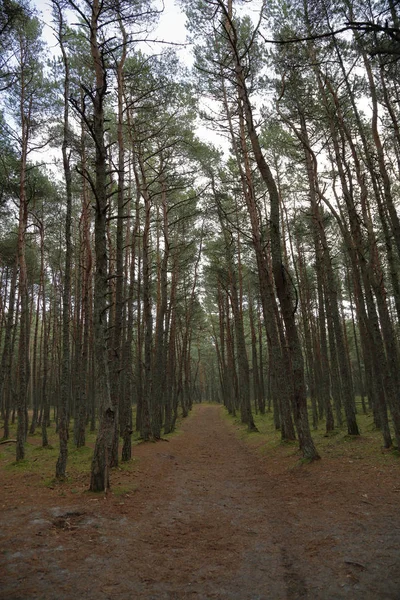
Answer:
[[1, 404, 400, 599]]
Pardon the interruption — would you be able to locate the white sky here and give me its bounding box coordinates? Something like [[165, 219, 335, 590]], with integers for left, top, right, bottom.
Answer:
[[33, 0, 191, 63]]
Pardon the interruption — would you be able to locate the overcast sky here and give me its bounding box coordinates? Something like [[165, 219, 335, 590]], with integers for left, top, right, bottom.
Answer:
[[33, 0, 191, 64]]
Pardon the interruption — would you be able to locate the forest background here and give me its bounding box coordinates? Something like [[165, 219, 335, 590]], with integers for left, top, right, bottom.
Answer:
[[1, 0, 400, 492]]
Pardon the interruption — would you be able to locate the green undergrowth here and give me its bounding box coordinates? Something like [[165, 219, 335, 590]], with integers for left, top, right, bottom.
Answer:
[[222, 398, 399, 466], [0, 407, 185, 490], [112, 482, 138, 497]]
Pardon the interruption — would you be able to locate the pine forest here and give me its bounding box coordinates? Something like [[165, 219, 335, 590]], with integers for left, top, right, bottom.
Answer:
[[1, 1, 400, 596]]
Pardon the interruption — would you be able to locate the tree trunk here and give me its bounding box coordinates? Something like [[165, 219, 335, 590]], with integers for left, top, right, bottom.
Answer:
[[55, 0, 72, 480], [89, 0, 115, 492]]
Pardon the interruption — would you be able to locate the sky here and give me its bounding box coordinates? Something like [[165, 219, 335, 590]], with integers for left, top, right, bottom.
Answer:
[[33, 0, 191, 63]]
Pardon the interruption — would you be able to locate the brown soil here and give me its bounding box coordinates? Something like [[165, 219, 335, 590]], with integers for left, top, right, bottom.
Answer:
[[1, 404, 400, 599]]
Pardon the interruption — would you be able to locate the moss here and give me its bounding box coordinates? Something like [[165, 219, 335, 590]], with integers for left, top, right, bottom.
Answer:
[[388, 447, 400, 458], [221, 399, 399, 467], [117, 457, 138, 471], [33, 444, 55, 451], [43, 477, 58, 488], [298, 457, 315, 465], [112, 483, 137, 497], [5, 458, 30, 471]]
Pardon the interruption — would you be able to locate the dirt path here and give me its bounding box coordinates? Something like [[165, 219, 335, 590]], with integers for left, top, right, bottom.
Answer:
[[1, 404, 400, 599]]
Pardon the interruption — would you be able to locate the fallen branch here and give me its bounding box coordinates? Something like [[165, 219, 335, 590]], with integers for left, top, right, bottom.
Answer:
[[344, 560, 367, 570], [0, 439, 17, 445]]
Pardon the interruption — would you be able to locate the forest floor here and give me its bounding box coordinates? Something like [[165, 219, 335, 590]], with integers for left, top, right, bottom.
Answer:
[[1, 404, 400, 600]]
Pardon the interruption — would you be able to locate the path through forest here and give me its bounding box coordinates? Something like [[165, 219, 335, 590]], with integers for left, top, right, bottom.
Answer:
[[1, 404, 400, 599]]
